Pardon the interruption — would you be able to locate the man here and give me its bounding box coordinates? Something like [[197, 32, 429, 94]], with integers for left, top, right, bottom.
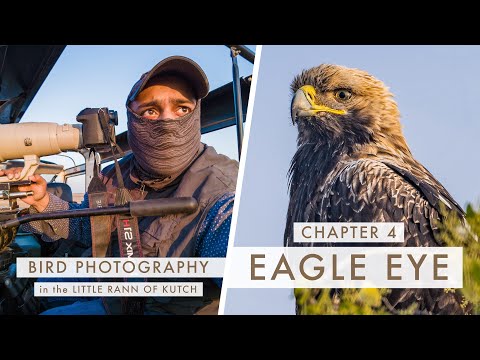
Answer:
[[0, 56, 239, 315]]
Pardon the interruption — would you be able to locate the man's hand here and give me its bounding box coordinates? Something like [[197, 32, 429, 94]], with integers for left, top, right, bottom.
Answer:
[[0, 168, 49, 212]]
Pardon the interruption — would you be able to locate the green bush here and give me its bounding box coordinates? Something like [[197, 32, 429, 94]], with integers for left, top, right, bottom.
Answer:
[[295, 204, 480, 315], [438, 203, 480, 313]]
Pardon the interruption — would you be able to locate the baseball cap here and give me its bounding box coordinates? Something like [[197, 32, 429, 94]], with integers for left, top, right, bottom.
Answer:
[[127, 56, 210, 104]]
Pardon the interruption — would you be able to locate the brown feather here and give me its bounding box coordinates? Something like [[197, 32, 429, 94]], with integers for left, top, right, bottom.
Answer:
[[286, 64, 471, 314]]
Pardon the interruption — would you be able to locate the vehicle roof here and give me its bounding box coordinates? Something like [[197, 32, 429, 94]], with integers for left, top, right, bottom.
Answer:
[[0, 45, 65, 124], [0, 45, 251, 134]]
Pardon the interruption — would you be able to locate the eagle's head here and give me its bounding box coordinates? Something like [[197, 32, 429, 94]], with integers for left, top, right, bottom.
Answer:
[[291, 64, 410, 156]]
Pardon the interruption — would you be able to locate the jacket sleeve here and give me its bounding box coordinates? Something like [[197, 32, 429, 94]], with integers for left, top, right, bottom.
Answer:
[[195, 192, 235, 288], [20, 192, 93, 247]]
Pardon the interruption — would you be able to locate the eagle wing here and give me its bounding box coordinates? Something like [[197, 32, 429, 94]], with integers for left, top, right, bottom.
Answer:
[[319, 159, 440, 246], [316, 158, 470, 314]]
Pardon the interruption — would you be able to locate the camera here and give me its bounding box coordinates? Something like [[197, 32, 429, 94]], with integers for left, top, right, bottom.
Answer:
[[76, 107, 118, 152]]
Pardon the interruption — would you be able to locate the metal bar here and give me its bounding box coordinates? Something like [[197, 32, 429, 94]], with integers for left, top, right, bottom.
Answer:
[[225, 45, 255, 64], [0, 46, 8, 92], [2, 205, 130, 229], [230, 47, 245, 159], [64, 163, 87, 179], [81, 148, 101, 192], [1, 198, 198, 229]]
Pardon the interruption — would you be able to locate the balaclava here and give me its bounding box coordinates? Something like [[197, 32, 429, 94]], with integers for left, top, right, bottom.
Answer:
[[125, 56, 209, 190]]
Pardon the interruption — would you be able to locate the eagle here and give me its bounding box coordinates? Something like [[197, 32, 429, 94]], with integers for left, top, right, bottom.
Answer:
[[285, 64, 471, 315]]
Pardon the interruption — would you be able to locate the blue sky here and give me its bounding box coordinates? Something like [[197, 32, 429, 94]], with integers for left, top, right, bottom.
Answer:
[[225, 45, 480, 315], [20, 45, 255, 193]]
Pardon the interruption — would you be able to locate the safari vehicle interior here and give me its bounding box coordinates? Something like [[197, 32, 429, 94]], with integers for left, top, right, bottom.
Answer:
[[0, 45, 254, 314]]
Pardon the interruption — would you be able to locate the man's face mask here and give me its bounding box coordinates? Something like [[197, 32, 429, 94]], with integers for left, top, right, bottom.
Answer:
[[126, 101, 203, 189]]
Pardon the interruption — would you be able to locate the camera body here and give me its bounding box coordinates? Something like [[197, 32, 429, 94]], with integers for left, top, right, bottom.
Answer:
[[76, 107, 118, 152]]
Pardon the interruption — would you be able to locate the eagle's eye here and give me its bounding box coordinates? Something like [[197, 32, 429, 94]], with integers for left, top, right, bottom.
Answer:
[[335, 89, 352, 101]]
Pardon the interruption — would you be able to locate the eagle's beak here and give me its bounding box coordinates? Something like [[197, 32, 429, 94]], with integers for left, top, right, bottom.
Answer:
[[291, 85, 346, 124]]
